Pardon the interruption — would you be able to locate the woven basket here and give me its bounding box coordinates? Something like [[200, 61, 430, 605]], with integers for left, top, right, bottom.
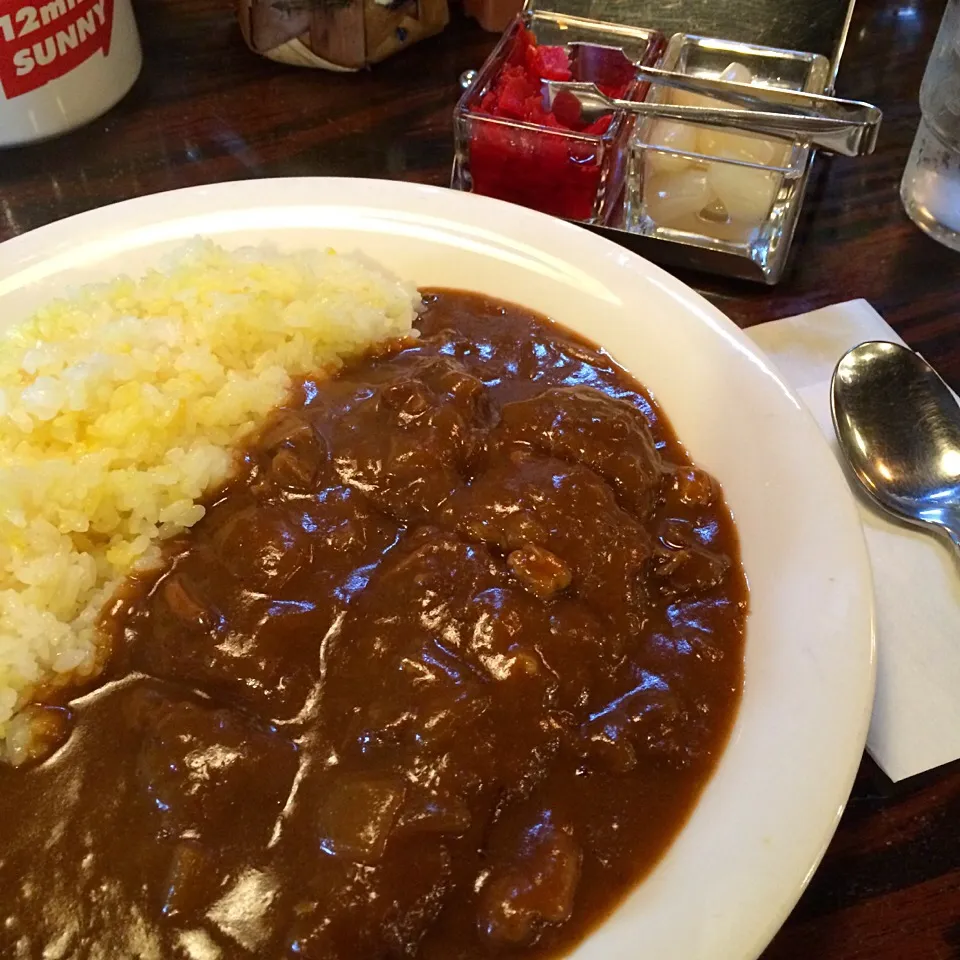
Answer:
[[238, 0, 450, 71]]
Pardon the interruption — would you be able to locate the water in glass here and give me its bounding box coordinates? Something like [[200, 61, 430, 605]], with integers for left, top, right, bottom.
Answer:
[[901, 0, 960, 251]]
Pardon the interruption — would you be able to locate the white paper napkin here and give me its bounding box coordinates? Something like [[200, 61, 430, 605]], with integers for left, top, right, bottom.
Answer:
[[746, 300, 960, 782]]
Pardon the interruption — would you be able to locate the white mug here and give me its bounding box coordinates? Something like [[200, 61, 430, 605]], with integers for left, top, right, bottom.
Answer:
[[0, 0, 141, 147]]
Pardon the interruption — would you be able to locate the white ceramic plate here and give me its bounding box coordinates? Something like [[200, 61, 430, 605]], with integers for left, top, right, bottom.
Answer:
[[0, 178, 875, 960]]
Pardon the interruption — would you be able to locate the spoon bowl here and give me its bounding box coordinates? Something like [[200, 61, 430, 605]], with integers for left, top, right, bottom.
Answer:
[[831, 340, 960, 553]]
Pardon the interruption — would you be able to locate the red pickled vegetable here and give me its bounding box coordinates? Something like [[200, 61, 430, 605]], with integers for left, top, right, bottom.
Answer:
[[477, 25, 628, 132], [467, 24, 633, 221], [535, 44, 572, 82]]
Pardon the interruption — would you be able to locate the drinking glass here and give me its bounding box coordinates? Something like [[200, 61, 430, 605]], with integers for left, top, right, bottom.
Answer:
[[900, 0, 960, 251]]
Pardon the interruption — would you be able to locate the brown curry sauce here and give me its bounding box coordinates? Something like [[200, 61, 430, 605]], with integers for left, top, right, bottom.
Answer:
[[0, 291, 747, 959]]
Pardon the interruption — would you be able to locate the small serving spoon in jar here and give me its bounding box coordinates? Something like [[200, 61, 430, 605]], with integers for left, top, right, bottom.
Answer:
[[541, 41, 881, 157], [832, 340, 960, 556], [541, 78, 880, 156]]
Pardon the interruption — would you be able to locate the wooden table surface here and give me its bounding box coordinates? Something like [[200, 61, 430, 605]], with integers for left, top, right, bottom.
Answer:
[[2, 0, 959, 956]]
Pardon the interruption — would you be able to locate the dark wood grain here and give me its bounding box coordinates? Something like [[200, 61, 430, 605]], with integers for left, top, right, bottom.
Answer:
[[1, 0, 959, 957]]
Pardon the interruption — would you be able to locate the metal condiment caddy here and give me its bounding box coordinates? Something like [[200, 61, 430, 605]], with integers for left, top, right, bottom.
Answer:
[[452, 0, 872, 284]]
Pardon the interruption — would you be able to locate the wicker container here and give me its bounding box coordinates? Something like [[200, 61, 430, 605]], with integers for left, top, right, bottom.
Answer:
[[238, 0, 449, 71]]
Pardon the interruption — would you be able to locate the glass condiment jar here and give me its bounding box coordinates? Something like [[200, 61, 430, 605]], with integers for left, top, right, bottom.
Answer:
[[453, 10, 663, 224], [626, 33, 830, 278]]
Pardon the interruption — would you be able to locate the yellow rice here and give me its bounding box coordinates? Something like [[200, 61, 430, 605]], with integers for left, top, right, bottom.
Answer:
[[0, 239, 418, 759]]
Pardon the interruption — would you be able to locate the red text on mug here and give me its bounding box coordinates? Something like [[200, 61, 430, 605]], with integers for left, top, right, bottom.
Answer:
[[0, 0, 115, 100]]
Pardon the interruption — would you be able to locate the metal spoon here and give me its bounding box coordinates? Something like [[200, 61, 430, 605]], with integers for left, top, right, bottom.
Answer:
[[831, 340, 960, 554], [541, 80, 880, 156]]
